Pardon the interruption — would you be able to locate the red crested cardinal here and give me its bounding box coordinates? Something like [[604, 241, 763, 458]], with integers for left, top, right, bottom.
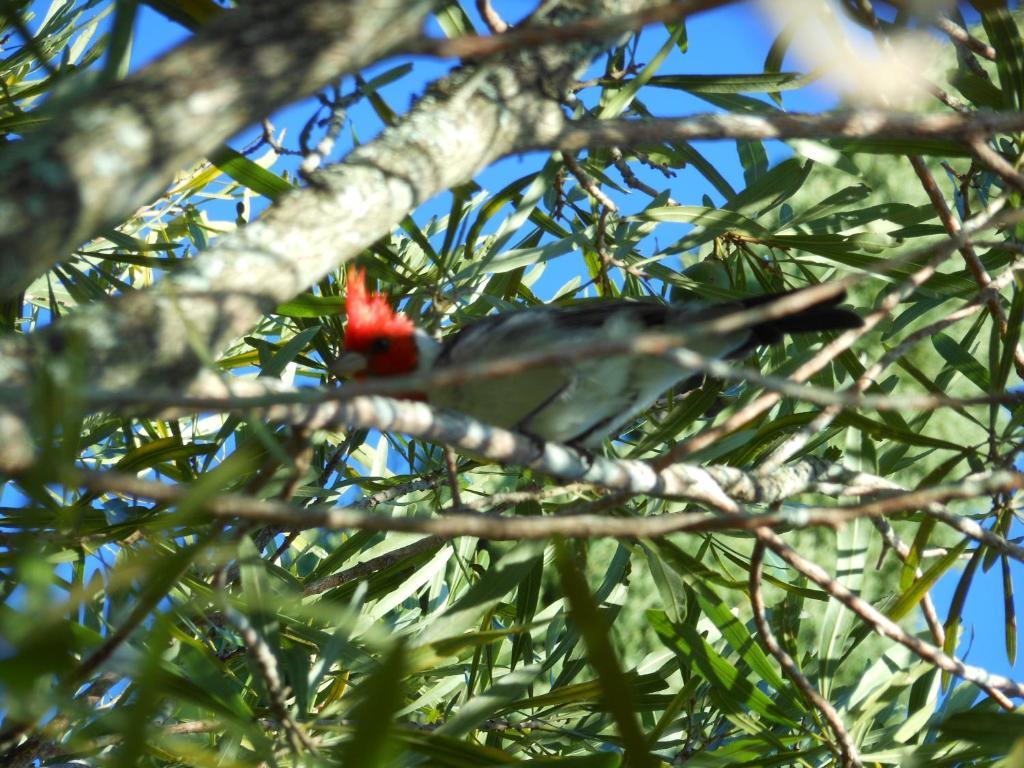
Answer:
[[339, 267, 861, 447]]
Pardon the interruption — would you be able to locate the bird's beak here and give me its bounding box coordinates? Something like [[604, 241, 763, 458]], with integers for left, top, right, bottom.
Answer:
[[332, 351, 368, 377]]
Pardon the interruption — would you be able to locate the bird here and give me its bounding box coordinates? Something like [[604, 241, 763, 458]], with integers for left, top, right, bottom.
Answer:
[[338, 267, 862, 448]]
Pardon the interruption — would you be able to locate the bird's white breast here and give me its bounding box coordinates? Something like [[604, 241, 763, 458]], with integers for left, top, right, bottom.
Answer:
[[422, 308, 711, 446]]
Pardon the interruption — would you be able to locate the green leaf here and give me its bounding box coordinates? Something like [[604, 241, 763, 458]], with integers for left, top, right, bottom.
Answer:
[[338, 640, 407, 768], [648, 610, 799, 729], [100, 0, 138, 83], [887, 540, 969, 622], [261, 325, 322, 379], [1002, 554, 1017, 666], [736, 139, 768, 187], [238, 536, 278, 641], [303, 530, 380, 586], [932, 332, 991, 392], [828, 137, 972, 157], [818, 516, 869, 699], [513, 757, 621, 768], [114, 436, 214, 473], [391, 728, 516, 765], [948, 67, 1005, 109], [645, 72, 812, 94], [556, 542, 653, 768], [635, 204, 768, 254], [995, 285, 1024, 391], [419, 541, 547, 646], [763, 19, 799, 105], [356, 72, 399, 126], [726, 157, 812, 219], [502, 671, 663, 714], [772, 183, 872, 232], [693, 590, 800, 710], [651, 539, 748, 591], [634, 204, 768, 233], [512, 548, 543, 669], [433, 1, 476, 37], [142, 0, 223, 30], [438, 664, 542, 737], [943, 547, 983, 690], [209, 146, 295, 200], [939, 709, 1024, 751], [275, 292, 347, 318], [980, 6, 1024, 110], [361, 62, 414, 92], [599, 23, 684, 118], [473, 234, 582, 276], [665, 140, 736, 198], [900, 516, 937, 591]]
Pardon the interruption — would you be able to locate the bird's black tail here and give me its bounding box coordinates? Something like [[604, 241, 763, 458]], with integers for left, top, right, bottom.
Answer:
[[740, 289, 863, 347]]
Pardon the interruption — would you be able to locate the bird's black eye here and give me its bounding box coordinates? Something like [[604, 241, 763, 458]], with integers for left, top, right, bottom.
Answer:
[[369, 336, 391, 355]]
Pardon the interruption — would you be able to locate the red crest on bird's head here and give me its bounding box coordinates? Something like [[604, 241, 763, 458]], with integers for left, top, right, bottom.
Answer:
[[343, 266, 419, 377]]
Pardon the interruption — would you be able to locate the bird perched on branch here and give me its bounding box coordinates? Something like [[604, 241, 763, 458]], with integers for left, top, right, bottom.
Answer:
[[338, 267, 861, 448]]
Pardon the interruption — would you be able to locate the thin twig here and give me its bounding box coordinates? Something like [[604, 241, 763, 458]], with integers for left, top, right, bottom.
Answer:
[[750, 542, 862, 768], [476, 0, 508, 33], [964, 133, 1024, 193], [299, 87, 348, 181], [610, 146, 680, 204], [909, 157, 1024, 378], [759, 256, 1023, 472], [444, 446, 463, 508], [934, 16, 996, 61], [409, 0, 735, 59], [758, 528, 1021, 704], [220, 605, 318, 753], [304, 536, 445, 596], [260, 118, 290, 155], [65, 465, 1024, 543], [562, 152, 619, 212]]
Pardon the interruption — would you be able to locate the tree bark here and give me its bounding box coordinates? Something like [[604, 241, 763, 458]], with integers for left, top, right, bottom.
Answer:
[[0, 0, 434, 300]]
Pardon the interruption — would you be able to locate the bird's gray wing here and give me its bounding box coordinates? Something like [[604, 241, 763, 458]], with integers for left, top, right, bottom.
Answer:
[[434, 299, 742, 362]]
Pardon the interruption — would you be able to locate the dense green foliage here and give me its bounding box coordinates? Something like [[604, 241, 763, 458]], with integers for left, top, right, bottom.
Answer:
[[2, 1, 1024, 767]]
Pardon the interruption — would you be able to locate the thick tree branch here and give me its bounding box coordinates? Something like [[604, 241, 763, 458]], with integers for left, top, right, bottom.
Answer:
[[59, 463, 1024, 541], [529, 110, 1024, 152], [265, 395, 743, 509], [0, 0, 434, 300]]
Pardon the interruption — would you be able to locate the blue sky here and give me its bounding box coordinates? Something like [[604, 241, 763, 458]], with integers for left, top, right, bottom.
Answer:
[[6, 0, 1021, 696]]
